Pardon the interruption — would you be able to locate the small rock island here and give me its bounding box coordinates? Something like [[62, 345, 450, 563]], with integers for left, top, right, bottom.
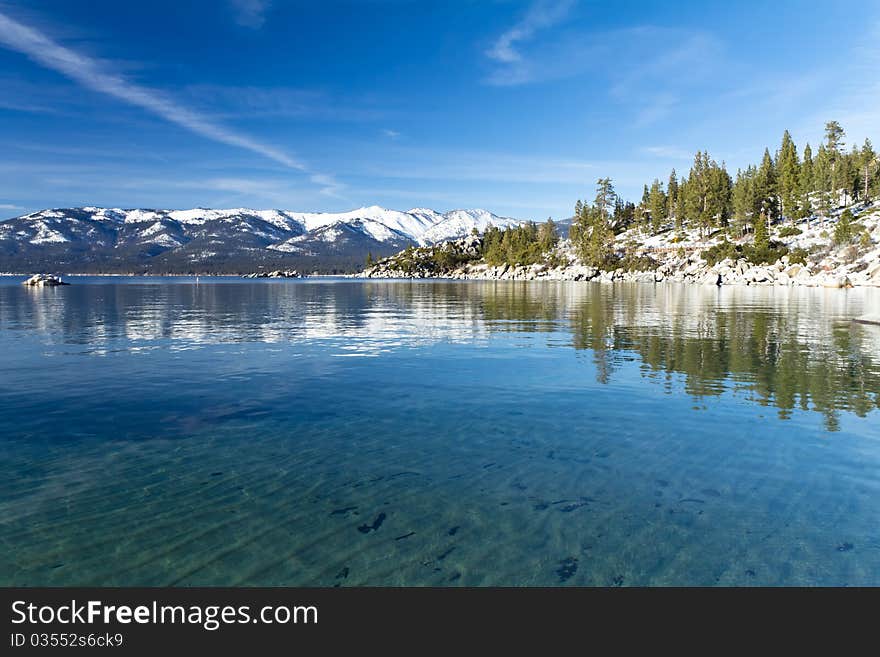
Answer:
[[241, 270, 303, 279], [22, 274, 69, 287]]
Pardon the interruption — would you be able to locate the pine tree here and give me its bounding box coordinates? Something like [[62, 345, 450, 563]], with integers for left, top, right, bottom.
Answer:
[[753, 211, 769, 250], [841, 147, 856, 205], [684, 152, 707, 236], [824, 120, 846, 204], [824, 120, 845, 154], [538, 219, 558, 252], [814, 144, 833, 217], [833, 208, 855, 245], [861, 138, 876, 201], [706, 161, 732, 229], [755, 148, 778, 230], [676, 177, 688, 231], [573, 179, 618, 268], [595, 178, 617, 224], [667, 169, 679, 228], [648, 178, 667, 233], [777, 130, 800, 222], [798, 142, 814, 223], [731, 168, 752, 236]]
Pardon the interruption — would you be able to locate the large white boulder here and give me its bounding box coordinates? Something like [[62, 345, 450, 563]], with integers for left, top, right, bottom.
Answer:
[[22, 274, 69, 287]]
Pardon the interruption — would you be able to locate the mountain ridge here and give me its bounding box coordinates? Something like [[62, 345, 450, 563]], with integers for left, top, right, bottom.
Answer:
[[0, 205, 526, 274]]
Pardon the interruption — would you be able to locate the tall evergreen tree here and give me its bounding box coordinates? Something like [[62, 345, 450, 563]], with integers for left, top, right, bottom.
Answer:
[[684, 152, 710, 235], [796, 143, 814, 223], [731, 168, 751, 235], [594, 178, 617, 224], [777, 130, 800, 222], [824, 120, 845, 154], [648, 178, 667, 233], [538, 219, 559, 252], [813, 144, 833, 216], [860, 138, 876, 201], [572, 179, 618, 268], [755, 148, 779, 227], [667, 169, 679, 228], [676, 177, 688, 231], [824, 120, 846, 203]]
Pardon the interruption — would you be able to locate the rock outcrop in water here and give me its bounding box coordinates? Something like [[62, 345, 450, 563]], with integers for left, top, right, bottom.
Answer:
[[241, 269, 303, 279], [22, 274, 69, 287]]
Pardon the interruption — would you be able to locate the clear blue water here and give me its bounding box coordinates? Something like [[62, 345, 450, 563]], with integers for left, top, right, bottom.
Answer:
[[1, 276, 879, 586]]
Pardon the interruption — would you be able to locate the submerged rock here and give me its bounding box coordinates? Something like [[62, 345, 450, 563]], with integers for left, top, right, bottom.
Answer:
[[22, 274, 69, 287]]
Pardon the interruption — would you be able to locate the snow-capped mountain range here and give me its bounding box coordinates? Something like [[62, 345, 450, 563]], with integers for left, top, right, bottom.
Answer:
[[0, 205, 525, 274]]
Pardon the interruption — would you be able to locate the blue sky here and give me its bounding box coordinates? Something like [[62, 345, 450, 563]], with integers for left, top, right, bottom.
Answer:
[[0, 0, 878, 220]]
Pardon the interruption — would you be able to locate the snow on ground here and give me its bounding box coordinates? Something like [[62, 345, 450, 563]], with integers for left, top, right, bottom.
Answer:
[[613, 200, 880, 255], [266, 240, 303, 253], [419, 209, 522, 245], [30, 221, 69, 244], [167, 208, 242, 225], [147, 233, 183, 248], [121, 209, 163, 224], [5, 206, 527, 249], [140, 221, 166, 237], [358, 219, 401, 242]]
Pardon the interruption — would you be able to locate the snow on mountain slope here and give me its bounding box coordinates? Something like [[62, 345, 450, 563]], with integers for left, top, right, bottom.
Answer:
[[418, 209, 522, 245], [31, 220, 70, 245], [279, 205, 439, 239], [0, 205, 528, 272], [3, 206, 523, 245]]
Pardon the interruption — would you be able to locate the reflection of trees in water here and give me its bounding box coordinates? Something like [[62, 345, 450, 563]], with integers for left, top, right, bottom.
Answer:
[[624, 308, 878, 431], [8, 280, 879, 430], [469, 282, 880, 431]]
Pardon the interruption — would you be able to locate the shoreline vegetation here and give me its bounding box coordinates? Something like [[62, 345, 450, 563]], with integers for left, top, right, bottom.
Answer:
[[362, 121, 880, 288]]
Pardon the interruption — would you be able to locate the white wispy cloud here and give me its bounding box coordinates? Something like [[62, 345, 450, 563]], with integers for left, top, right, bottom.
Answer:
[[356, 146, 599, 185], [797, 21, 880, 147], [181, 85, 389, 122], [0, 10, 346, 197], [486, 0, 575, 65], [0, 203, 24, 210], [0, 10, 301, 169], [382, 129, 401, 139], [229, 0, 271, 29], [485, 0, 577, 86], [640, 146, 694, 160], [609, 28, 723, 126], [309, 173, 346, 198]]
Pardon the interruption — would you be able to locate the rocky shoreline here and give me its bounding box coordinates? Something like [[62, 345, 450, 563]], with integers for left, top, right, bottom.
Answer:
[[359, 233, 880, 288]]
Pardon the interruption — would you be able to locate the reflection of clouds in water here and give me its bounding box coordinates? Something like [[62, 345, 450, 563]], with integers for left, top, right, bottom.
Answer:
[[9, 278, 878, 356], [6, 279, 880, 424], [12, 280, 877, 353]]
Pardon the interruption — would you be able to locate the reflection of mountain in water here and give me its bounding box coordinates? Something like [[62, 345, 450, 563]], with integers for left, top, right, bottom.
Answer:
[[7, 279, 879, 430]]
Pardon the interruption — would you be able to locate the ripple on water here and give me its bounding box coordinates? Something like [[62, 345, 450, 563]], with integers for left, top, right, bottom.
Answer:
[[0, 279, 878, 585]]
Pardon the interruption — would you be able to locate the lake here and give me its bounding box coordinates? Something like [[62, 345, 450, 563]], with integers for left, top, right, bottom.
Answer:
[[1, 276, 878, 586]]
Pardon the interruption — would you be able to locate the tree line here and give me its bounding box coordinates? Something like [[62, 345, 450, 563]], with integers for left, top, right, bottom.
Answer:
[[570, 121, 878, 267]]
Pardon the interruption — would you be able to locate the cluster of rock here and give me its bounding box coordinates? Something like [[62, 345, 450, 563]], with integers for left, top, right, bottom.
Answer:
[[22, 273, 69, 287], [241, 270, 303, 279], [359, 235, 880, 288]]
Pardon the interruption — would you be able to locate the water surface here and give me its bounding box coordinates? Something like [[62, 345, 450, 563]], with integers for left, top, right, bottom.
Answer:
[[1, 277, 878, 585]]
